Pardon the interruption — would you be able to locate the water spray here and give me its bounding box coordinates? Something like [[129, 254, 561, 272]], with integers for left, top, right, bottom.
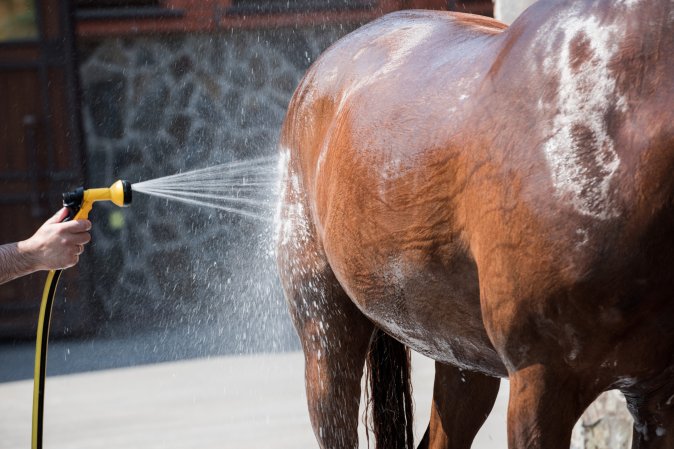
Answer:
[[31, 157, 279, 448], [32, 180, 132, 449]]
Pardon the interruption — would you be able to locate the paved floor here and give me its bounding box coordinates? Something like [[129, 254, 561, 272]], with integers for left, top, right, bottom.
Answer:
[[0, 352, 509, 449]]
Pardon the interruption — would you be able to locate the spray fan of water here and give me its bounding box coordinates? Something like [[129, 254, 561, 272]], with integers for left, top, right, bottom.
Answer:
[[131, 156, 280, 221]]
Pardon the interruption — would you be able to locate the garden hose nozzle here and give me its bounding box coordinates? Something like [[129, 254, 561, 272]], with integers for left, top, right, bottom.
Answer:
[[32, 179, 132, 449], [62, 179, 132, 220]]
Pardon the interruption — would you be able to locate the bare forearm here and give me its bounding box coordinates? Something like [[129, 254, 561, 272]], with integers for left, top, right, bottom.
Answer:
[[0, 241, 38, 285]]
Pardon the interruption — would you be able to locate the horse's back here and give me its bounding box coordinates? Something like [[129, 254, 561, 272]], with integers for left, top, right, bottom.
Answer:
[[296, 9, 507, 102], [282, 9, 509, 224]]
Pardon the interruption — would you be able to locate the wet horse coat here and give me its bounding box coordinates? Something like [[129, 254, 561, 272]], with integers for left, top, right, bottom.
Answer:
[[276, 0, 674, 448]]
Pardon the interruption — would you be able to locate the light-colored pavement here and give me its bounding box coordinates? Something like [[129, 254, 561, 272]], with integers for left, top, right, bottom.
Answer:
[[0, 352, 509, 449]]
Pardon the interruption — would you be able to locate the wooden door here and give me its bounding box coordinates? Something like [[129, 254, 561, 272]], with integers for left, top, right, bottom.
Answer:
[[0, 0, 90, 338]]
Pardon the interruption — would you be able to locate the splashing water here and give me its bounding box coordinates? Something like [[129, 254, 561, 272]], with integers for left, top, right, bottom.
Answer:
[[132, 156, 280, 221]]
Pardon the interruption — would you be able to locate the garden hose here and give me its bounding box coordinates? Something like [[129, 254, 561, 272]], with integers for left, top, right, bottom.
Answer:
[[32, 180, 132, 449]]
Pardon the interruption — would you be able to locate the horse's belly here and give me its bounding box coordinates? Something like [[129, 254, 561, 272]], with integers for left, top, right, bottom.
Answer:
[[336, 251, 507, 377], [379, 316, 506, 377]]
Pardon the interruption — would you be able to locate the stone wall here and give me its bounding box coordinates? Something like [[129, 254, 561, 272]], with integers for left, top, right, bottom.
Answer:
[[77, 25, 356, 352]]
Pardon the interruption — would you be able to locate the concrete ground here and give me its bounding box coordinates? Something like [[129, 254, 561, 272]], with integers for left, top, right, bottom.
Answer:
[[0, 351, 509, 449]]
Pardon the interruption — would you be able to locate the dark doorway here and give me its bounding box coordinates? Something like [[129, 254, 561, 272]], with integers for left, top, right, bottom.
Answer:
[[0, 0, 91, 338]]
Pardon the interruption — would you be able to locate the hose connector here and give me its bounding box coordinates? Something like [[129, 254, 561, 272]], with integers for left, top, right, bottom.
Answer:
[[62, 180, 132, 220]]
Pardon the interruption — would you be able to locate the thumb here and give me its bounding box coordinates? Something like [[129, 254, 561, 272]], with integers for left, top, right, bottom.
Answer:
[[45, 207, 69, 224]]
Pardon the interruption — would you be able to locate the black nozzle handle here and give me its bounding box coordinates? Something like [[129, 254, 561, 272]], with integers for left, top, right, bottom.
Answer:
[[62, 187, 84, 220]]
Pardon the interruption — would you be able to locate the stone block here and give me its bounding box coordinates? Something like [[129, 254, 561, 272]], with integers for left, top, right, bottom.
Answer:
[[131, 75, 170, 132], [84, 73, 126, 139], [171, 55, 193, 81]]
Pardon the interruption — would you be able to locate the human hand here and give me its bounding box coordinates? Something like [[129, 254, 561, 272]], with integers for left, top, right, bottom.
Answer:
[[18, 208, 92, 271]]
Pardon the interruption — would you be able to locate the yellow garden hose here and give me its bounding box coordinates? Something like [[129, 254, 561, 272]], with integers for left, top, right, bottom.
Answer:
[[31, 180, 131, 449], [32, 269, 61, 449]]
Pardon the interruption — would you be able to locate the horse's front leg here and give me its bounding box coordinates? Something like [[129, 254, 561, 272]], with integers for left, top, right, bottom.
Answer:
[[418, 362, 500, 449], [507, 364, 597, 449]]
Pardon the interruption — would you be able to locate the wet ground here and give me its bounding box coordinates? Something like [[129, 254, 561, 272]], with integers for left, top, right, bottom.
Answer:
[[0, 349, 509, 449], [0, 328, 263, 382], [0, 300, 507, 448]]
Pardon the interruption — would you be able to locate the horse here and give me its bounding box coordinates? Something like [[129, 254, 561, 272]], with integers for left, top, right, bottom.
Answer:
[[275, 0, 674, 448]]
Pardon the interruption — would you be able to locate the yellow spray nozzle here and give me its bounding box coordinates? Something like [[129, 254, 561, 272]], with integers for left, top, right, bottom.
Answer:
[[62, 180, 132, 220], [83, 180, 132, 207]]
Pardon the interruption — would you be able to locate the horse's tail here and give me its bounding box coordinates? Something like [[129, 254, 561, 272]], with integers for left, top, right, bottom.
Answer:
[[365, 328, 414, 449]]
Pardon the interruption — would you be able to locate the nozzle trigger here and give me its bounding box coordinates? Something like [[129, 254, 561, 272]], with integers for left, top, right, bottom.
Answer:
[[62, 187, 84, 220]]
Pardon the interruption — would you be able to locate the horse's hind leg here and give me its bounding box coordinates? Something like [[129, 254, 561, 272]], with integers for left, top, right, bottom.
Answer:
[[280, 251, 373, 449], [417, 362, 500, 449], [299, 277, 373, 449], [277, 183, 374, 449]]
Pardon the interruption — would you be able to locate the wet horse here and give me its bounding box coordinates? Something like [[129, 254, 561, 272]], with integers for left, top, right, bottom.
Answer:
[[275, 0, 674, 448]]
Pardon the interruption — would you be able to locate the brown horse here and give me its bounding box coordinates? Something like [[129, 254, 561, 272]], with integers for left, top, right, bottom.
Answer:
[[275, 1, 674, 448]]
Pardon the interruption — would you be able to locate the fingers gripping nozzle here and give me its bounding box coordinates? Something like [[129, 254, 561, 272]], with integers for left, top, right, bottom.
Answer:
[[62, 180, 132, 220]]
